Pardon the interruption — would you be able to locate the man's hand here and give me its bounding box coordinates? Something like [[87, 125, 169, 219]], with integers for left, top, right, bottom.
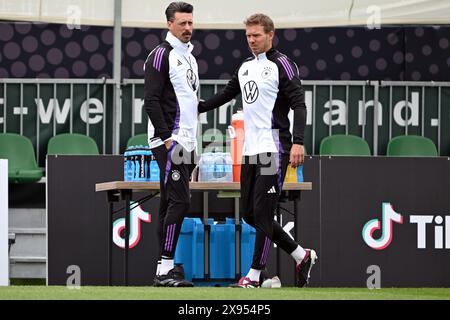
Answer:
[[198, 100, 205, 114], [289, 144, 304, 168], [164, 138, 173, 150]]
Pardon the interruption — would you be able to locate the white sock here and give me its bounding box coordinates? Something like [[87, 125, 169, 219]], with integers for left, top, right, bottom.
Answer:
[[156, 260, 161, 275], [159, 257, 174, 275], [246, 268, 261, 282], [291, 245, 306, 265]]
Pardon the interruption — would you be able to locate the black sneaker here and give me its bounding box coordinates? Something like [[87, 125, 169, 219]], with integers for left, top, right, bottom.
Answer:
[[154, 267, 194, 287], [295, 249, 318, 287], [172, 264, 185, 280], [229, 277, 260, 288], [259, 268, 270, 284]]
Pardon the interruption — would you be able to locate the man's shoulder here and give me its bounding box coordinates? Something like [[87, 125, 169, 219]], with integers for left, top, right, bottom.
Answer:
[[238, 56, 255, 68], [149, 41, 173, 58], [267, 49, 299, 78], [243, 56, 255, 63], [268, 49, 294, 65], [144, 41, 173, 71]]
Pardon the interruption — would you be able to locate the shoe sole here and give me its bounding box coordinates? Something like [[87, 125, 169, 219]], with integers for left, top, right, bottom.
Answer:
[[154, 280, 194, 287]]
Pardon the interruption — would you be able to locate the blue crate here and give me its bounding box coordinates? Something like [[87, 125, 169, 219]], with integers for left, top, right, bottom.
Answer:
[[175, 217, 256, 281], [210, 221, 235, 279], [174, 218, 212, 281], [225, 218, 256, 275]]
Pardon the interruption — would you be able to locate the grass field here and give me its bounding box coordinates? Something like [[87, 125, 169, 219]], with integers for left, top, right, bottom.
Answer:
[[0, 286, 450, 300]]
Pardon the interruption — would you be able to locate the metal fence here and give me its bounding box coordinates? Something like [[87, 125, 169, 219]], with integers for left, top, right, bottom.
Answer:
[[1, 79, 449, 167]]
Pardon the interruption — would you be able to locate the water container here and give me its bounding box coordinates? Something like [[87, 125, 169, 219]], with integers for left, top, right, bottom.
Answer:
[[297, 164, 304, 182], [149, 151, 160, 182], [174, 218, 197, 281], [123, 149, 132, 181], [198, 152, 211, 182], [124, 147, 140, 181], [285, 165, 298, 183], [124, 146, 158, 181], [226, 218, 255, 274], [175, 217, 213, 280], [211, 152, 233, 182], [228, 110, 244, 182], [210, 221, 235, 279], [224, 153, 233, 181], [130, 146, 147, 182]]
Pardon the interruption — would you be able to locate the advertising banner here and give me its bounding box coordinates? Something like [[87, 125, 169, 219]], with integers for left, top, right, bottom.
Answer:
[[2, 81, 449, 168], [47, 155, 450, 287]]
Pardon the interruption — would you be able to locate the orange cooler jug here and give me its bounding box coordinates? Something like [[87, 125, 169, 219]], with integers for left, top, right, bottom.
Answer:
[[228, 110, 244, 182]]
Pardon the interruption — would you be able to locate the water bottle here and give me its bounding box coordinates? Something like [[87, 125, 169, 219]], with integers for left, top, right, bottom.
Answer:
[[198, 153, 207, 181], [285, 165, 297, 183], [123, 149, 132, 181], [199, 152, 214, 181], [132, 146, 144, 182], [297, 164, 304, 182], [149, 151, 160, 181], [223, 152, 233, 182], [212, 153, 224, 181]]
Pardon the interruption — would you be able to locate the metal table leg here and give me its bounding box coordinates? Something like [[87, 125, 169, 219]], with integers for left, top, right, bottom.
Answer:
[[106, 191, 120, 286], [234, 197, 241, 280], [120, 189, 132, 286], [203, 191, 210, 280]]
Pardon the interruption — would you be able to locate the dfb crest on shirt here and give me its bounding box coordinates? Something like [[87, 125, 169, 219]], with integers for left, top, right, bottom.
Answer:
[[186, 69, 197, 91], [243, 80, 259, 104], [261, 66, 272, 79], [171, 170, 181, 181]]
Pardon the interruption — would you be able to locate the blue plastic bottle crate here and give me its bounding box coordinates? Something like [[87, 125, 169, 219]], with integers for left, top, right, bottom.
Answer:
[[175, 217, 256, 281], [210, 222, 235, 279], [225, 218, 256, 274], [175, 217, 213, 281]]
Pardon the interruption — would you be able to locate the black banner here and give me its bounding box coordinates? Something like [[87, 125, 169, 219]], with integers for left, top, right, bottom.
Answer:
[[47, 155, 450, 287]]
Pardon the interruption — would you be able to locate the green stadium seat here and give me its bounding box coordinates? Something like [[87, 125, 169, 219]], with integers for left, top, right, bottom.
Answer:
[[387, 135, 438, 157], [47, 133, 99, 155], [320, 134, 371, 156], [0, 133, 44, 183], [126, 133, 148, 148]]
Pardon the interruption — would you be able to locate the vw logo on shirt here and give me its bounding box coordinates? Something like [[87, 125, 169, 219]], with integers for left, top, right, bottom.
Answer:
[[243, 80, 259, 104], [186, 69, 197, 91]]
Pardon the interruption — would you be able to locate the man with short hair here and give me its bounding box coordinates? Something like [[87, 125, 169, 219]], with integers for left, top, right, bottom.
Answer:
[[198, 13, 317, 288], [143, 1, 199, 287]]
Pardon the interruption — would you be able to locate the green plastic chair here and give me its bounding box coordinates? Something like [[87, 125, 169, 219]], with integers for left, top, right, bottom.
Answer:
[[0, 133, 44, 183], [47, 133, 99, 155], [126, 133, 148, 148], [320, 134, 371, 156], [387, 135, 438, 157]]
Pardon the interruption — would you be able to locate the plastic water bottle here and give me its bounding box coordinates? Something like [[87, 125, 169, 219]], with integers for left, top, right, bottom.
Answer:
[[124, 149, 132, 181], [198, 153, 207, 181], [149, 151, 160, 181], [212, 153, 224, 181], [297, 164, 304, 182], [132, 146, 144, 182], [223, 152, 233, 182], [203, 152, 213, 181], [127, 147, 139, 181]]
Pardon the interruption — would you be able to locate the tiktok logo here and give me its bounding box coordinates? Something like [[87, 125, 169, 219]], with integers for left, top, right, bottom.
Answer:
[[362, 203, 404, 250], [113, 202, 152, 249]]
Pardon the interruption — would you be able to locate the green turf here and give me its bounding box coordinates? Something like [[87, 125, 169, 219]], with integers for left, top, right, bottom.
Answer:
[[0, 287, 449, 300]]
